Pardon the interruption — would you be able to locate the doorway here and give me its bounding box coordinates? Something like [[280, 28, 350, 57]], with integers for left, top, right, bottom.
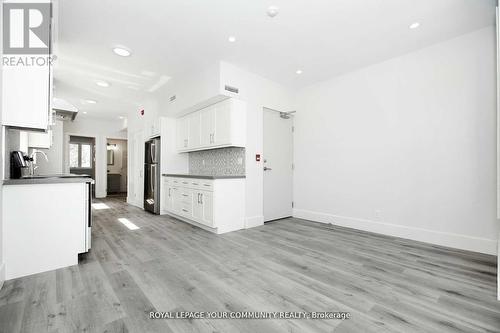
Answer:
[[263, 108, 294, 222], [106, 139, 128, 198], [69, 135, 95, 196]]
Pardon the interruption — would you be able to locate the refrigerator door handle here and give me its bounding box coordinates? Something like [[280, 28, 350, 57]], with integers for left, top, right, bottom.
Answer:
[[151, 164, 155, 193], [150, 142, 155, 163]]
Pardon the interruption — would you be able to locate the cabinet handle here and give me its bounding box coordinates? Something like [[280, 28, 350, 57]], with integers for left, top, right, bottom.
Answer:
[[203, 184, 211, 187], [168, 188, 171, 196], [182, 208, 188, 212], [182, 194, 189, 197], [197, 193, 201, 204], [200, 193, 203, 204], [192, 182, 199, 185]]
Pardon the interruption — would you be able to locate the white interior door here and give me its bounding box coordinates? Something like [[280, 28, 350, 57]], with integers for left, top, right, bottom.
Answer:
[[263, 108, 293, 222]]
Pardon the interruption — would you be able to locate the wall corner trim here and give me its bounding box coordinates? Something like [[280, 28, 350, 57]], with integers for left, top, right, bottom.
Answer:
[[245, 215, 264, 229]]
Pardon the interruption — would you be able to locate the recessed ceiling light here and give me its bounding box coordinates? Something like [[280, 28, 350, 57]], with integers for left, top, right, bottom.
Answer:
[[409, 22, 420, 29], [112, 46, 131, 57], [119, 116, 124, 119], [296, 69, 303, 75], [267, 6, 279, 18], [85, 99, 97, 104], [95, 80, 110, 87], [83, 111, 87, 114], [228, 36, 236, 43]]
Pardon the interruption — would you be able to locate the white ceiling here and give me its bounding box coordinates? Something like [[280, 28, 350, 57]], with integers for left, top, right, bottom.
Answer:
[[54, 0, 496, 120]]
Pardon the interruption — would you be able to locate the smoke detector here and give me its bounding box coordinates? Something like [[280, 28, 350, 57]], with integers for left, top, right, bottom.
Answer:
[[267, 6, 279, 18]]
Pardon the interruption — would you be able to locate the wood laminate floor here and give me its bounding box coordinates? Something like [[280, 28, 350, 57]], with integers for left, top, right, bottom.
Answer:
[[0, 197, 499, 332]]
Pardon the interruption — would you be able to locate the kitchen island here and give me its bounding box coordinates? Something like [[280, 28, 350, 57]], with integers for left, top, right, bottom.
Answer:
[[2, 175, 93, 280]]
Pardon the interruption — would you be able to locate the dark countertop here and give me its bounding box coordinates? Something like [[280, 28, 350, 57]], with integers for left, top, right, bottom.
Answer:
[[163, 173, 246, 179], [3, 174, 94, 185]]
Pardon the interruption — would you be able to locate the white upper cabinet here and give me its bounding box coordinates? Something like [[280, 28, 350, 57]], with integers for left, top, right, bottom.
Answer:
[[144, 118, 161, 139], [188, 112, 201, 149], [200, 106, 215, 146], [2, 0, 53, 130], [213, 100, 232, 146], [2, 65, 51, 130], [177, 98, 246, 152], [176, 116, 189, 150]]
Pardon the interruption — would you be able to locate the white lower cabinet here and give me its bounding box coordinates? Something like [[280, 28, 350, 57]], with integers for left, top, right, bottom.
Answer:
[[162, 176, 244, 233], [192, 190, 214, 227]]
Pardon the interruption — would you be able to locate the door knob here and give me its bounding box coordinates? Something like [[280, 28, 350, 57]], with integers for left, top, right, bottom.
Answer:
[[264, 167, 272, 171]]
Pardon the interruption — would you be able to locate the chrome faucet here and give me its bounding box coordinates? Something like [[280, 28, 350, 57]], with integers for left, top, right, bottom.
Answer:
[[29, 150, 49, 176]]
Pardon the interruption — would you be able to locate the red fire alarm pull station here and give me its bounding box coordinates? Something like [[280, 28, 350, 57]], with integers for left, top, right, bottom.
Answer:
[[140, 109, 144, 116], [256, 154, 261, 162]]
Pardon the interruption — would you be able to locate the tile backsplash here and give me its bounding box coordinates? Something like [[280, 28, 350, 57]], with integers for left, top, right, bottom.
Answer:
[[189, 147, 245, 176]]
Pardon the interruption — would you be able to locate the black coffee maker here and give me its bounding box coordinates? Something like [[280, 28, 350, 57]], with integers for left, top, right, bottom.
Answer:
[[10, 151, 30, 179]]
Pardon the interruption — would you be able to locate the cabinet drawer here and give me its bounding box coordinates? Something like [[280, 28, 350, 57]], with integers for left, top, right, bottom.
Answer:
[[189, 179, 213, 191], [199, 181, 213, 191], [179, 190, 192, 203], [179, 179, 191, 186], [179, 203, 192, 216]]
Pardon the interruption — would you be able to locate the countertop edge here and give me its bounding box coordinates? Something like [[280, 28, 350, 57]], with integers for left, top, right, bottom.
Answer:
[[163, 174, 246, 180], [3, 178, 95, 185]]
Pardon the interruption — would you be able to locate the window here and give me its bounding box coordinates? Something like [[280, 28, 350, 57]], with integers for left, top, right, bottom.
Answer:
[[69, 142, 93, 168]]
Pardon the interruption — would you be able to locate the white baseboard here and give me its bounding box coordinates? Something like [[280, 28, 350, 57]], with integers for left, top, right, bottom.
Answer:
[[0, 263, 5, 290], [245, 215, 264, 229], [293, 209, 497, 255]]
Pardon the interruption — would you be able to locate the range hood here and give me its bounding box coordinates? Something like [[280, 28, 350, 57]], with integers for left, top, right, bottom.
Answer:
[[53, 98, 78, 121]]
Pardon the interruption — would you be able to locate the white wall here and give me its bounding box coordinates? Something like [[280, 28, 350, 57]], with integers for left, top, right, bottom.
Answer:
[[151, 61, 295, 227], [126, 98, 158, 207], [29, 120, 64, 175], [0, 0, 4, 288], [293, 27, 498, 254], [219, 62, 295, 228], [64, 117, 127, 197]]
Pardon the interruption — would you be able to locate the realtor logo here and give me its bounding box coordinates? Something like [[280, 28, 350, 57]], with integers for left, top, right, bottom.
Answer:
[[3, 3, 51, 54]]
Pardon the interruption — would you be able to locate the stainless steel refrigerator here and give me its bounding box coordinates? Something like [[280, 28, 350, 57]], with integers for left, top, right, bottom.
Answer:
[[144, 138, 161, 214]]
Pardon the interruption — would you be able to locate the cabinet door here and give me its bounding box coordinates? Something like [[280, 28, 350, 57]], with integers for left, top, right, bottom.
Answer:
[[151, 119, 160, 137], [200, 106, 215, 147], [200, 191, 214, 226], [192, 191, 203, 222], [188, 113, 201, 149], [176, 117, 189, 150], [2, 65, 50, 130], [165, 185, 174, 211], [214, 102, 232, 146], [171, 187, 181, 213]]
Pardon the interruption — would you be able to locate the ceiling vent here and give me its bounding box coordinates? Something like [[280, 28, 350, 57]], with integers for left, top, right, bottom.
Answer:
[[224, 85, 239, 94], [169, 95, 176, 102]]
